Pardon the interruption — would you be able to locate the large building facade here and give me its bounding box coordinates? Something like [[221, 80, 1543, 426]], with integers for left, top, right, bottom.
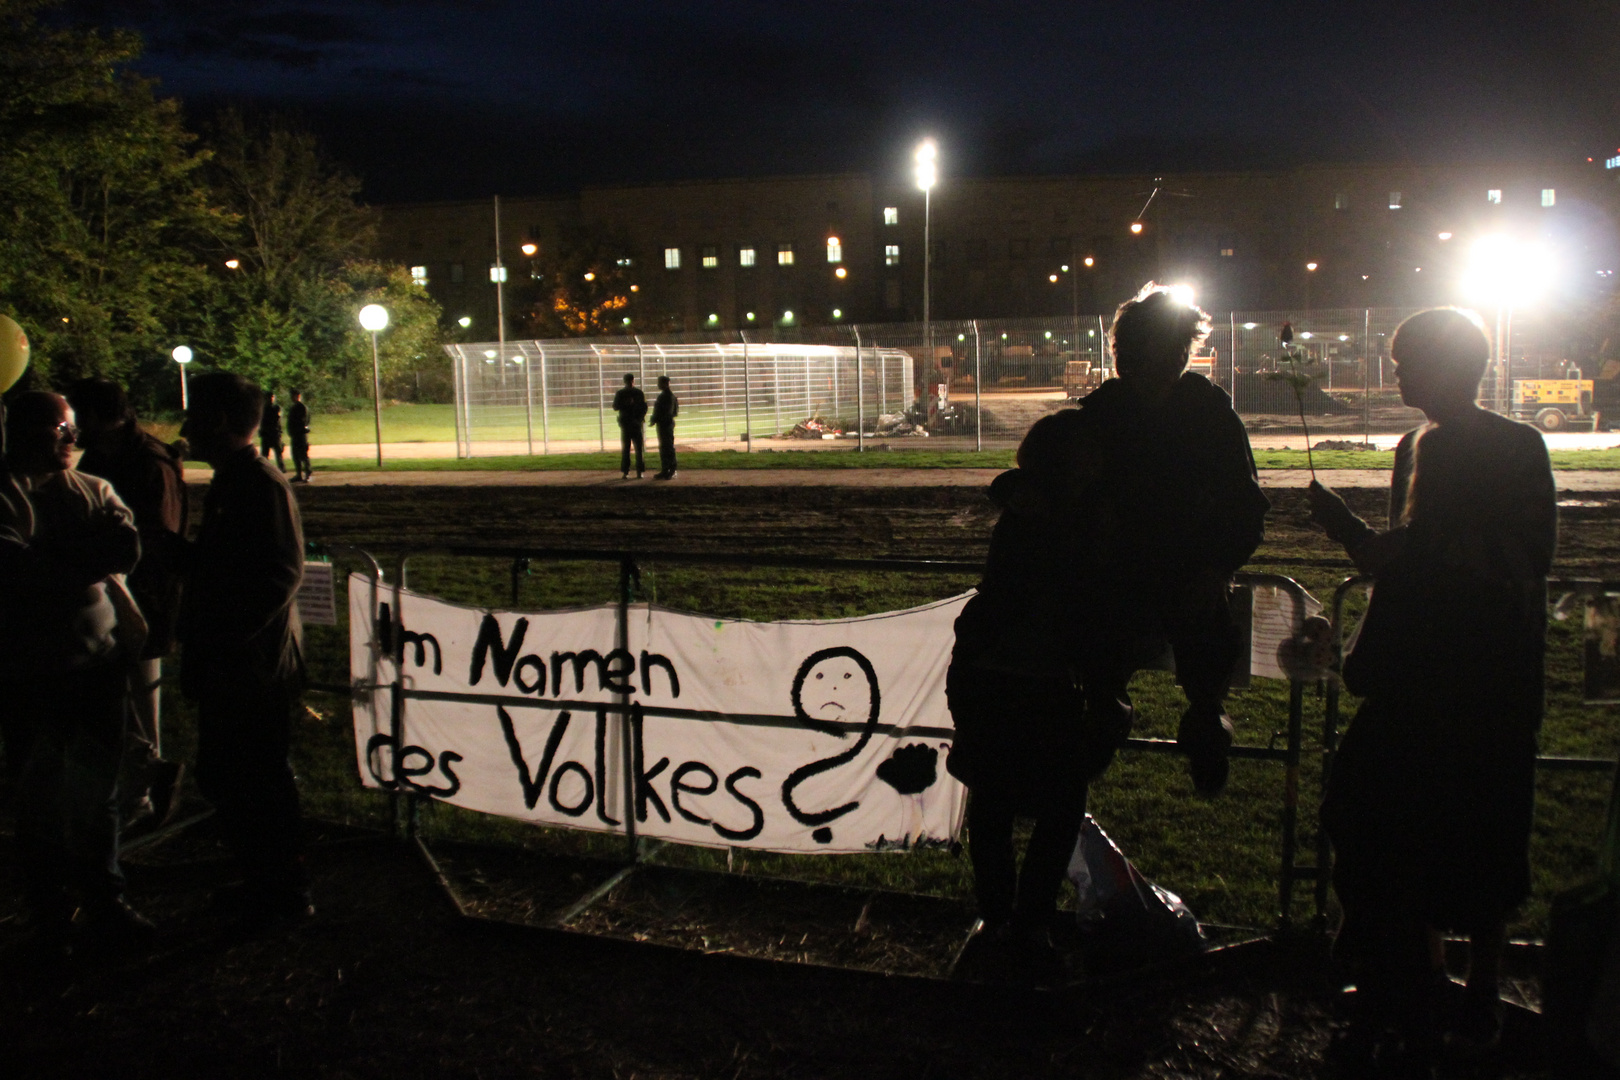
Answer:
[[376, 160, 1619, 337]]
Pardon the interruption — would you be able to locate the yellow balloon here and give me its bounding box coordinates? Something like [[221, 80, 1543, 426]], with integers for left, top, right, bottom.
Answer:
[[0, 315, 29, 392]]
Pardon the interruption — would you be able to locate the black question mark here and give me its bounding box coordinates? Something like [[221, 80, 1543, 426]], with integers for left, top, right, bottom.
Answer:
[[781, 646, 881, 843]]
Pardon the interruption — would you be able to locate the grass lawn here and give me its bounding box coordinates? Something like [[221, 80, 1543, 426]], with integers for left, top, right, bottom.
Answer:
[[302, 446, 1620, 472]]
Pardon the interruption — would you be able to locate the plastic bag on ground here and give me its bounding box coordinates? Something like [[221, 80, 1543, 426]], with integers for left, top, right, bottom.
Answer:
[[1067, 813, 1205, 971]]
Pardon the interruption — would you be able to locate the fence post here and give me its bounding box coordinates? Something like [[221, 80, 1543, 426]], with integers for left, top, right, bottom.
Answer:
[[1362, 308, 1372, 446], [742, 333, 752, 452], [853, 325, 865, 452], [773, 353, 781, 435], [523, 342, 535, 456], [618, 556, 639, 861], [592, 344, 606, 452], [539, 344, 550, 454], [1277, 678, 1305, 929], [451, 344, 465, 459], [718, 342, 728, 443], [973, 320, 983, 451], [1317, 675, 1341, 929]]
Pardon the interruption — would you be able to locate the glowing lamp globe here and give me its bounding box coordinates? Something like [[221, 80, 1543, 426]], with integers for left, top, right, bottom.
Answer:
[[0, 314, 30, 392], [171, 345, 193, 364], [358, 304, 389, 332]]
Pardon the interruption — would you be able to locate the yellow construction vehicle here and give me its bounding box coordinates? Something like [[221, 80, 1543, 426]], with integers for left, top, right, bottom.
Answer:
[[1511, 375, 1597, 431]]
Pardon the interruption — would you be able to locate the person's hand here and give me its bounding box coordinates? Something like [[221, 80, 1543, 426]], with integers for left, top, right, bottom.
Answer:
[[1306, 479, 1360, 544]]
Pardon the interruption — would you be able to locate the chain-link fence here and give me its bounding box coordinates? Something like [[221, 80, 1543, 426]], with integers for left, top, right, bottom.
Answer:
[[447, 337, 912, 455], [448, 307, 1579, 454]]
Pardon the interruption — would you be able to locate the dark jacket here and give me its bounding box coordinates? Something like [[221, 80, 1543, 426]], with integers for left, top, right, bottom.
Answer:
[[178, 446, 305, 696], [260, 401, 283, 442], [613, 385, 648, 427], [1076, 372, 1269, 582], [651, 389, 678, 427], [77, 425, 187, 657], [287, 401, 310, 442]]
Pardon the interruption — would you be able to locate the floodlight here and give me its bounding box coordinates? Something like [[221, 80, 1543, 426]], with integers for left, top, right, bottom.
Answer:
[[835, 266, 847, 278], [584, 271, 595, 282], [1050, 274, 1059, 283], [1461, 235, 1555, 306], [1045, 331, 1052, 339], [1437, 232, 1452, 241], [458, 316, 472, 328], [1129, 222, 1143, 234], [1306, 262, 1318, 271], [1061, 264, 1070, 273], [521, 242, 538, 256], [359, 304, 389, 331], [1242, 322, 1257, 329], [1083, 256, 1095, 267], [707, 313, 718, 323], [833, 309, 843, 319], [914, 139, 937, 191], [1301, 332, 1314, 340], [224, 259, 240, 270], [484, 350, 497, 359], [1168, 284, 1195, 306], [782, 310, 794, 323], [171, 345, 192, 364]]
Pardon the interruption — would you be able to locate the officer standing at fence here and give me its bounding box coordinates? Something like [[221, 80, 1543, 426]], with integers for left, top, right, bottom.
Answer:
[[613, 372, 647, 479], [287, 390, 312, 483], [178, 372, 311, 929], [259, 391, 285, 472], [652, 375, 679, 480]]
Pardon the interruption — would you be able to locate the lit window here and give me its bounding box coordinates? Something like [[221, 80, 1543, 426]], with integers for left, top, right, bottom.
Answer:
[[1487, 189, 1502, 204], [739, 246, 756, 267], [410, 265, 428, 286], [826, 237, 842, 263], [1388, 192, 1402, 209], [1334, 192, 1348, 210], [1220, 248, 1235, 257], [1542, 188, 1556, 207], [885, 244, 900, 266], [450, 263, 465, 284], [664, 247, 681, 270], [701, 245, 718, 269], [777, 243, 794, 266], [883, 206, 899, 225]]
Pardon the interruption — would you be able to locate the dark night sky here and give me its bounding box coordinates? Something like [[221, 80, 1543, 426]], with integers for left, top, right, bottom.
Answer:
[[59, 1, 1620, 204]]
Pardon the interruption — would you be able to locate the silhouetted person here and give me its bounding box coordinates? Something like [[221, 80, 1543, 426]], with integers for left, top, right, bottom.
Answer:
[[613, 372, 647, 478], [1280, 321, 1294, 347], [259, 392, 284, 472], [1070, 285, 1269, 798], [67, 378, 187, 828], [178, 372, 311, 928], [947, 410, 1094, 982], [651, 374, 679, 479], [287, 390, 311, 483], [0, 391, 151, 952], [1309, 308, 1556, 1067]]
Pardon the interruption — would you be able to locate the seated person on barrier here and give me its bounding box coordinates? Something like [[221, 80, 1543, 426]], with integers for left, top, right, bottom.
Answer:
[[1070, 284, 1270, 797], [946, 410, 1097, 980], [1308, 308, 1557, 1066]]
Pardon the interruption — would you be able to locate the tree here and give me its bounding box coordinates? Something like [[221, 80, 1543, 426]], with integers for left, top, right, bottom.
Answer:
[[0, 0, 229, 400], [514, 222, 635, 337]]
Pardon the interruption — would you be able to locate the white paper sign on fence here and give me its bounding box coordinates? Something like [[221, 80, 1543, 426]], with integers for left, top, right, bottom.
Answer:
[[348, 575, 971, 854]]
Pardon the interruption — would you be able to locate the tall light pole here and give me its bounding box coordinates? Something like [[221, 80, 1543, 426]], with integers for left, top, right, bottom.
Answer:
[[492, 195, 508, 388], [914, 138, 937, 409], [359, 304, 389, 467], [1461, 235, 1553, 414], [171, 345, 192, 410]]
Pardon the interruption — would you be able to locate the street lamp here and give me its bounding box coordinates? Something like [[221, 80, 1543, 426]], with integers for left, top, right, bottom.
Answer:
[[914, 138, 938, 402], [358, 303, 389, 467], [171, 345, 192, 410]]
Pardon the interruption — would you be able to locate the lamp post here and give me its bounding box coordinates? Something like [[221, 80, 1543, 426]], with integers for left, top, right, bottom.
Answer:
[[914, 138, 937, 408], [358, 304, 389, 466], [171, 345, 192, 409]]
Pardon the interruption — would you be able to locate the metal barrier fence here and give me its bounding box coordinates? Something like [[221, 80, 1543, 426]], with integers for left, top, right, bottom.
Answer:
[[315, 545, 1332, 930], [449, 306, 1582, 453]]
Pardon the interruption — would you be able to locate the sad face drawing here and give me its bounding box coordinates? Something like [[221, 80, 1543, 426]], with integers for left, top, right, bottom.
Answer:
[[781, 647, 882, 842]]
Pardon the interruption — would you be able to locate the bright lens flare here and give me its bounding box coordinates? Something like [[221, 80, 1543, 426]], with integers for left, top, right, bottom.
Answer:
[[1168, 284, 1196, 307], [914, 139, 937, 191], [1461, 236, 1555, 306]]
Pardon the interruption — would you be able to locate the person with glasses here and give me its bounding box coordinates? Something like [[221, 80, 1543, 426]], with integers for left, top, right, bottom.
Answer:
[[0, 391, 151, 953]]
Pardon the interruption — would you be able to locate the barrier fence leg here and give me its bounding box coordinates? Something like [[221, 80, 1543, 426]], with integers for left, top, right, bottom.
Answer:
[[1277, 679, 1305, 929], [618, 556, 639, 863], [1317, 677, 1341, 930]]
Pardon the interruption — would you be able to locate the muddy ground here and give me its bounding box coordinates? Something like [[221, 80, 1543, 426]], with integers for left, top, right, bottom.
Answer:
[[2, 480, 1617, 1079]]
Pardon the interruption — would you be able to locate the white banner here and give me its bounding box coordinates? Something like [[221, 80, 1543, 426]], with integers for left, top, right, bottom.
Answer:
[[349, 576, 970, 854]]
